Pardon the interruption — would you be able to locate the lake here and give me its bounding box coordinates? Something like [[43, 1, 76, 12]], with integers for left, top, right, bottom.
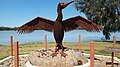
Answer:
[[0, 30, 119, 45]]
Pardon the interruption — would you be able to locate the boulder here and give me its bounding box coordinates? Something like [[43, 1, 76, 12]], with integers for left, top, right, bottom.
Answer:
[[27, 48, 88, 67]]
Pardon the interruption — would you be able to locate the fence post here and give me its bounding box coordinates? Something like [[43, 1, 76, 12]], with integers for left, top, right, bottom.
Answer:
[[111, 52, 114, 67], [90, 41, 94, 67], [44, 35, 47, 49], [78, 34, 81, 51], [14, 41, 19, 67], [10, 35, 13, 56], [113, 35, 116, 57]]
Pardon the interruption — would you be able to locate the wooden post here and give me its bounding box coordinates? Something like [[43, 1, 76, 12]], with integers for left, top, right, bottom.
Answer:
[[113, 35, 116, 47], [14, 41, 19, 67], [44, 35, 47, 49], [111, 52, 114, 67], [78, 34, 81, 51], [10, 35, 13, 56], [90, 41, 94, 67], [113, 35, 116, 57]]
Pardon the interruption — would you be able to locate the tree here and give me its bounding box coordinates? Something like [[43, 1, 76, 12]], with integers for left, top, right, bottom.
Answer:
[[74, 0, 120, 40]]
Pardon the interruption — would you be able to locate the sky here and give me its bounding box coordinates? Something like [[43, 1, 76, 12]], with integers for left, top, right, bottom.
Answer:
[[0, 0, 86, 27]]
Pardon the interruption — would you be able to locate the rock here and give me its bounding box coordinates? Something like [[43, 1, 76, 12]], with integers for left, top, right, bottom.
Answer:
[[19, 56, 28, 67], [28, 48, 88, 67]]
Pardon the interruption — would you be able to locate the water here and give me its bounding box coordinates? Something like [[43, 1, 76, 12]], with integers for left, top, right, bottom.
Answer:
[[0, 30, 119, 45]]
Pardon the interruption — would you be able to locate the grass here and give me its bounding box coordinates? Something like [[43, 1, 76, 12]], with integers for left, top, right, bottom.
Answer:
[[0, 45, 10, 60], [0, 42, 120, 60]]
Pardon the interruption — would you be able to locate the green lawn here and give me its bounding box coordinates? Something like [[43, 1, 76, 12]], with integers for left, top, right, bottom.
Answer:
[[0, 42, 120, 60]]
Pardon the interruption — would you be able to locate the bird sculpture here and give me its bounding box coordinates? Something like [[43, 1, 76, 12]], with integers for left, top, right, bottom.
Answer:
[[17, 0, 102, 57]]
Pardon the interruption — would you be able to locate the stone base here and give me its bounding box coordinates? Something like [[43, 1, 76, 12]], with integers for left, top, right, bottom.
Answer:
[[27, 48, 88, 67]]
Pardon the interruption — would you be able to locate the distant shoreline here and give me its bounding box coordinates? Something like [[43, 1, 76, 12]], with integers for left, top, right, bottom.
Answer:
[[0, 26, 17, 31], [0, 41, 120, 45], [0, 26, 84, 31]]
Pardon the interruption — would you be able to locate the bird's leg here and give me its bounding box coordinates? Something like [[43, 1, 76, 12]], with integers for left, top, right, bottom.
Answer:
[[60, 45, 67, 58], [61, 45, 67, 51], [55, 44, 61, 52], [55, 43, 67, 52], [51, 43, 67, 58], [55, 43, 67, 58], [51, 43, 61, 58]]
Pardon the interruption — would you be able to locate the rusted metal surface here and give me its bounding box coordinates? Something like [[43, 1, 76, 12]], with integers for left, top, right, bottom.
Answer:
[[111, 52, 114, 67], [14, 41, 19, 67], [90, 41, 94, 67], [106, 52, 120, 67], [16, 0, 102, 53], [113, 35, 116, 47], [113, 35, 116, 57], [44, 35, 47, 49], [10, 35, 13, 56], [78, 34, 81, 51], [105, 47, 120, 53]]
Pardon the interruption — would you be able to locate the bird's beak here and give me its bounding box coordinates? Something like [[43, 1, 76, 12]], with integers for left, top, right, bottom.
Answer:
[[64, 1, 74, 7]]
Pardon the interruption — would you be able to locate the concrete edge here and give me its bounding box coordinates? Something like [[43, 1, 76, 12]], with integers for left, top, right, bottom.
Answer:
[[0, 56, 13, 63], [83, 53, 111, 58], [0, 54, 28, 63], [83, 53, 120, 62]]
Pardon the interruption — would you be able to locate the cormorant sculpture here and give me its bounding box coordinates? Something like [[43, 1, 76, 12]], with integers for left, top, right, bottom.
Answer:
[[17, 1, 102, 57]]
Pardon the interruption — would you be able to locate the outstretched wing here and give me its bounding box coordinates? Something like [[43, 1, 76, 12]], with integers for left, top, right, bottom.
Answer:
[[17, 17, 55, 33], [62, 16, 102, 32]]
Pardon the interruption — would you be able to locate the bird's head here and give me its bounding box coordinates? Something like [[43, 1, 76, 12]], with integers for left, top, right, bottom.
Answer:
[[58, 0, 74, 9]]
